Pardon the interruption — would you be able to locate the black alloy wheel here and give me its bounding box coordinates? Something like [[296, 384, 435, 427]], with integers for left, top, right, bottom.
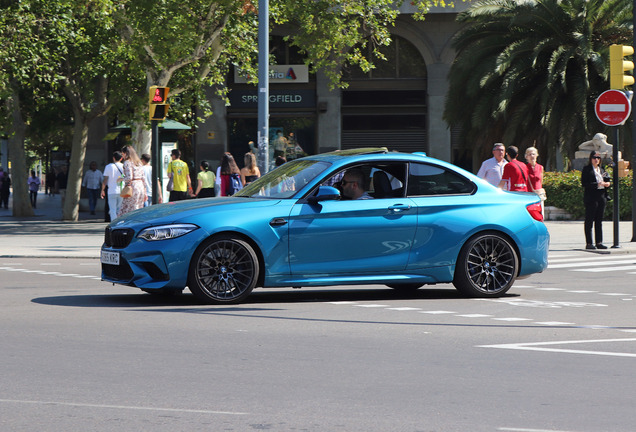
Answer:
[[188, 235, 259, 304], [453, 232, 518, 297]]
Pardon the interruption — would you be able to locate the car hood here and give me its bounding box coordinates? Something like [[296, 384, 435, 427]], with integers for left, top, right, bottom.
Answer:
[[108, 197, 282, 227]]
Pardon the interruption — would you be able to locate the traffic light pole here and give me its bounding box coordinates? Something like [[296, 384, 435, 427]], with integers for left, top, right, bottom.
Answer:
[[151, 120, 160, 205]]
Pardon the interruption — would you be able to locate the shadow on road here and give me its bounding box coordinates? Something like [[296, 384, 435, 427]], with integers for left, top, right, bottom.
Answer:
[[31, 285, 507, 309]]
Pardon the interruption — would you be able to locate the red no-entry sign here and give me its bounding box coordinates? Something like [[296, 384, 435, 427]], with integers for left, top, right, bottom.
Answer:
[[595, 90, 631, 126]]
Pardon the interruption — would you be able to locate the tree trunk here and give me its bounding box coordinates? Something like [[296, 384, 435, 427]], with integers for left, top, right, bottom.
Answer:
[[134, 123, 152, 155], [6, 84, 35, 218], [61, 75, 111, 221], [62, 117, 89, 221]]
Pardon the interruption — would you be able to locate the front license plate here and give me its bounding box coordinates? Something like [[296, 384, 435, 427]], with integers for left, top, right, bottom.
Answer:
[[101, 251, 120, 265]]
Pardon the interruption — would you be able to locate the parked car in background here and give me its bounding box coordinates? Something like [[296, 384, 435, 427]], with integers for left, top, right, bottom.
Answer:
[[101, 148, 549, 304]]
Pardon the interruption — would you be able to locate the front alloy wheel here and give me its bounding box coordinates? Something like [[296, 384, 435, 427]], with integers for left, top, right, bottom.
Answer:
[[453, 232, 518, 297], [188, 235, 259, 304]]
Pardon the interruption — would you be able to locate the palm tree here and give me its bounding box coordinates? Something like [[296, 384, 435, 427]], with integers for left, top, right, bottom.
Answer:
[[444, 0, 632, 170]]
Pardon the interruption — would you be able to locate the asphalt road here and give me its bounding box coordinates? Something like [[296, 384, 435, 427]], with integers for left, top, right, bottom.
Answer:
[[1, 253, 635, 432]]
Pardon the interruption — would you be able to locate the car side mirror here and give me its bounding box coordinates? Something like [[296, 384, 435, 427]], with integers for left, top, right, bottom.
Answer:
[[307, 186, 341, 204]]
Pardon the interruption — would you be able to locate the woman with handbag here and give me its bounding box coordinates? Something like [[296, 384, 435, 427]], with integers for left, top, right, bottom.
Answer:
[[525, 146, 546, 215], [118, 145, 147, 217], [581, 151, 610, 250]]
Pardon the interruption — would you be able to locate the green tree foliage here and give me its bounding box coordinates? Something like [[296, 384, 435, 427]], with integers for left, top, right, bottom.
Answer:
[[444, 0, 633, 170], [118, 0, 459, 151], [1, 0, 136, 220], [1, 0, 457, 219]]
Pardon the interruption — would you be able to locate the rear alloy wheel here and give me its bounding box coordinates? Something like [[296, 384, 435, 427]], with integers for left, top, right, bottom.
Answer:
[[188, 235, 259, 304], [453, 232, 518, 298]]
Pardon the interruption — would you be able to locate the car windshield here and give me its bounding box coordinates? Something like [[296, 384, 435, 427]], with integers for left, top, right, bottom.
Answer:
[[235, 159, 331, 198]]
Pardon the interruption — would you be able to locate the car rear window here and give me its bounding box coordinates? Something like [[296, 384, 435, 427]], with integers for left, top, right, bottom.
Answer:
[[407, 163, 476, 196]]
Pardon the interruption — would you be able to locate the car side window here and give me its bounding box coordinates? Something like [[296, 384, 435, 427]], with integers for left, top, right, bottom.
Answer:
[[316, 163, 406, 200], [407, 162, 476, 196]]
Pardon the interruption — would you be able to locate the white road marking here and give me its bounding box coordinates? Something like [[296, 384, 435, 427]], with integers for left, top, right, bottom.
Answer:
[[0, 398, 248, 415], [0, 266, 97, 279], [419, 310, 456, 314], [355, 304, 388, 308], [597, 292, 630, 296], [547, 253, 577, 259], [549, 257, 636, 269], [549, 255, 635, 264], [574, 265, 636, 272], [479, 338, 636, 358], [534, 322, 574, 326]]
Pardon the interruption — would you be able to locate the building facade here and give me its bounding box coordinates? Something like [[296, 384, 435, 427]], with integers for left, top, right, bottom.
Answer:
[[194, 3, 470, 170]]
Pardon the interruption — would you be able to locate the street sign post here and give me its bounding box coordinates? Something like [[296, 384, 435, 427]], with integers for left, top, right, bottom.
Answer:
[[595, 89, 631, 126], [595, 89, 632, 248]]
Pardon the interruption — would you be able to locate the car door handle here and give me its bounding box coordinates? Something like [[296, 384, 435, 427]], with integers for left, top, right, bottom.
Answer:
[[388, 204, 411, 213], [269, 218, 288, 227]]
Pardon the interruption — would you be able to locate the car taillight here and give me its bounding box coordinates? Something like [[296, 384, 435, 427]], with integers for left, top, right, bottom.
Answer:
[[526, 202, 543, 222]]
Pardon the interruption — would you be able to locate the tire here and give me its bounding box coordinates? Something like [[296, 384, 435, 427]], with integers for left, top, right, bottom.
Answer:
[[386, 283, 423, 292], [188, 235, 259, 304], [453, 232, 518, 298]]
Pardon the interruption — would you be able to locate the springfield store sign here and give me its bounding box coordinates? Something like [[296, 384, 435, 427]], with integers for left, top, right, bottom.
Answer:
[[229, 89, 316, 108], [234, 65, 309, 84]]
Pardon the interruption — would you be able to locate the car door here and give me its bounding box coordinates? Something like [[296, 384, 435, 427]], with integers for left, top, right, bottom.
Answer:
[[404, 162, 479, 270], [287, 165, 417, 277]]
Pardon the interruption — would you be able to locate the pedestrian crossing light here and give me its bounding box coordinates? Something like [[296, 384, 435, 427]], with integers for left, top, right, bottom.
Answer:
[[609, 45, 634, 89], [148, 86, 170, 120]]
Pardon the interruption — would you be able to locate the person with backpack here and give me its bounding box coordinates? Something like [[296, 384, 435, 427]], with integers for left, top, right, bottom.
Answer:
[[219, 152, 243, 196], [167, 148, 193, 202]]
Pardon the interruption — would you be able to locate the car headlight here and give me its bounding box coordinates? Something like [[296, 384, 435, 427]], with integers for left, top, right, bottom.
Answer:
[[137, 224, 199, 241]]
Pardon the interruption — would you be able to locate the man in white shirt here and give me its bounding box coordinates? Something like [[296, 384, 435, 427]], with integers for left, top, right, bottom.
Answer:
[[477, 143, 507, 187], [100, 151, 124, 222], [82, 161, 103, 215]]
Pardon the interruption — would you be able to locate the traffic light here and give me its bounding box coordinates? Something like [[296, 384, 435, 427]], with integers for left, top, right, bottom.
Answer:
[[148, 86, 170, 120], [609, 44, 634, 89]]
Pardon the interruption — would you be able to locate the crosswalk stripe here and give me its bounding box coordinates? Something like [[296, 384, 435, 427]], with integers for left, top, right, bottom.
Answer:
[[549, 255, 636, 264], [573, 264, 636, 272], [548, 258, 636, 269]]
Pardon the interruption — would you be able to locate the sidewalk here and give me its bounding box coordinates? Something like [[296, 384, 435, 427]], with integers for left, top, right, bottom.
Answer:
[[0, 193, 107, 258], [0, 192, 635, 258]]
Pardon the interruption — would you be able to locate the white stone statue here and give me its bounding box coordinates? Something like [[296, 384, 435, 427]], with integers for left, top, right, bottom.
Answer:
[[575, 132, 619, 161], [578, 133, 613, 153]]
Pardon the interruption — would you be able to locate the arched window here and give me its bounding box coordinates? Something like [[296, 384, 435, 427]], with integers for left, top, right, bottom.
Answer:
[[344, 36, 427, 80]]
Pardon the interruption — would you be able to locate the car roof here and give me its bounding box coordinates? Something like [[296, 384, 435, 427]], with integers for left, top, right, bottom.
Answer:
[[304, 147, 441, 168], [299, 148, 482, 185]]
